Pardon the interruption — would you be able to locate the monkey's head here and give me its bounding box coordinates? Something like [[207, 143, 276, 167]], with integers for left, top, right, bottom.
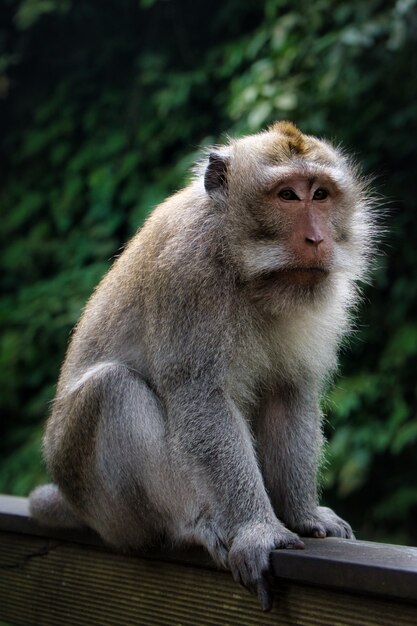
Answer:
[[203, 121, 375, 311]]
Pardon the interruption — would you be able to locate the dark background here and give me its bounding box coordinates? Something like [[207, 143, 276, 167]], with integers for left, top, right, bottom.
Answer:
[[1, 0, 417, 545]]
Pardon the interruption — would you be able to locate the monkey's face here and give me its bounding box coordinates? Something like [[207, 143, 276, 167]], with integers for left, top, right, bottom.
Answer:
[[254, 172, 340, 287], [232, 163, 355, 300], [204, 121, 372, 311], [232, 170, 345, 309]]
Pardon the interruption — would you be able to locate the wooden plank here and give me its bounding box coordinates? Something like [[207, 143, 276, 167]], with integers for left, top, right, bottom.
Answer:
[[271, 536, 417, 603], [1, 495, 417, 625], [1, 496, 417, 602], [0, 496, 102, 548], [1, 530, 417, 626]]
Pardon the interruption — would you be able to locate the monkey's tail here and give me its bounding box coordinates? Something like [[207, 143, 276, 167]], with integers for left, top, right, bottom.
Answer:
[[29, 483, 84, 529]]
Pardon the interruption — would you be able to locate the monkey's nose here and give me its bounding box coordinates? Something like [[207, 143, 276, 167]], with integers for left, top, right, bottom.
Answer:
[[305, 235, 324, 247]]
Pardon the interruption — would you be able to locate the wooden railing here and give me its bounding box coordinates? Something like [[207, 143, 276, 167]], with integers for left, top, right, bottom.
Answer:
[[0, 494, 416, 625]]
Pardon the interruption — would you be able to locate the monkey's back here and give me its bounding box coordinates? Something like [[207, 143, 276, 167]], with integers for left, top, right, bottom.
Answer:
[[55, 181, 234, 396]]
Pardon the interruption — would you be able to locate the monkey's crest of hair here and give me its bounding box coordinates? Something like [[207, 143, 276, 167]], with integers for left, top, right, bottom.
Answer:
[[268, 120, 307, 155]]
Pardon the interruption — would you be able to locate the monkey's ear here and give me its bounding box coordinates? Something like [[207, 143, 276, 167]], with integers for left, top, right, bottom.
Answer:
[[204, 152, 229, 195]]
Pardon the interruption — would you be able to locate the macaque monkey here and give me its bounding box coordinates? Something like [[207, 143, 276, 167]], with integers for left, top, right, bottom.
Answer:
[[30, 121, 375, 610]]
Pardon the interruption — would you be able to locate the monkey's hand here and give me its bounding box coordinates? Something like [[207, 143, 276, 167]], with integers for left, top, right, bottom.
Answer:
[[292, 506, 354, 539], [228, 521, 304, 611]]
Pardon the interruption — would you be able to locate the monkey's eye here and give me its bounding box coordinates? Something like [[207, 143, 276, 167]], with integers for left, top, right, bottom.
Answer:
[[313, 188, 329, 201], [278, 189, 299, 201]]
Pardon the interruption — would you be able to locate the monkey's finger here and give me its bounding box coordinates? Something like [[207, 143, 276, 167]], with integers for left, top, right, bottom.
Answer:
[[342, 523, 355, 539], [284, 538, 305, 550], [311, 526, 327, 538], [256, 575, 273, 612]]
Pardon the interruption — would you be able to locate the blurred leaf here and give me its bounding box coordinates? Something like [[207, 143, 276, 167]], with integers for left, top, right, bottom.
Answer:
[[15, 0, 71, 30]]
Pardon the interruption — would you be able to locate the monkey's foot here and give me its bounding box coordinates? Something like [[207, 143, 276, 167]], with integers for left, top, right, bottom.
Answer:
[[291, 506, 354, 539], [228, 521, 304, 611]]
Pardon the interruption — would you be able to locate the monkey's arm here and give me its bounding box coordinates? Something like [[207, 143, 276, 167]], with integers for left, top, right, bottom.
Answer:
[[165, 384, 303, 610], [258, 388, 353, 539]]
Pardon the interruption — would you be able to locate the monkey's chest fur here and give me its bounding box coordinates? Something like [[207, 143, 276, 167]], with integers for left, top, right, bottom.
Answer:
[[227, 296, 341, 418]]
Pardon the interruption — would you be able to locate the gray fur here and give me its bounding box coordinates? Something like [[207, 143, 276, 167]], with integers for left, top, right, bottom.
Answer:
[[29, 123, 376, 611], [29, 484, 84, 528]]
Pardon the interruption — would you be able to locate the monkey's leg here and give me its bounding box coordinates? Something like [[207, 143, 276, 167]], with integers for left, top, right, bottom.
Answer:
[[258, 389, 353, 539], [89, 373, 303, 607], [35, 368, 302, 609], [34, 363, 175, 549]]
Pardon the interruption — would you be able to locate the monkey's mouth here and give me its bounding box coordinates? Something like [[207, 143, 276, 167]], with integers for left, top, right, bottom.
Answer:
[[272, 266, 330, 287], [281, 266, 329, 273], [249, 266, 330, 299]]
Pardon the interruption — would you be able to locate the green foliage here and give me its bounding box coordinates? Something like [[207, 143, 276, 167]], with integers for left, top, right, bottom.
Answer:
[[1, 0, 417, 544], [15, 0, 71, 30]]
